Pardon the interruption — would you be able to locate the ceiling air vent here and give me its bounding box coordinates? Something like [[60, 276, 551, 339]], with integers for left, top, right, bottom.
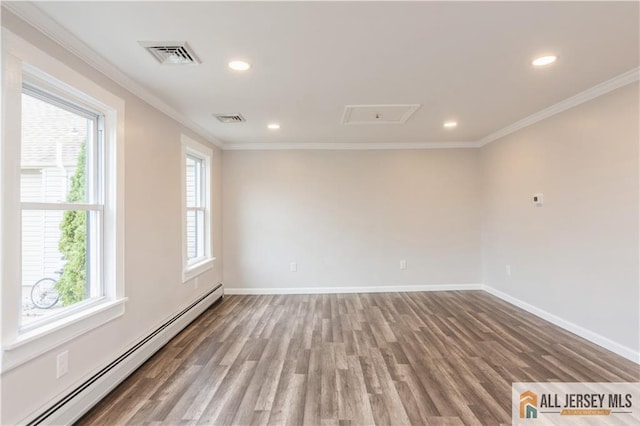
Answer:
[[139, 41, 200, 65], [214, 113, 246, 123]]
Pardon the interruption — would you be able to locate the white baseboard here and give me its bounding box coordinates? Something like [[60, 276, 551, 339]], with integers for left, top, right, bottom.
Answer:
[[25, 284, 224, 426], [482, 285, 640, 364], [224, 283, 483, 295]]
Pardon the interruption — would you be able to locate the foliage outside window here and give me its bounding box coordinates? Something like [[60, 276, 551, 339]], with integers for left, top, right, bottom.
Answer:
[[58, 143, 87, 306]]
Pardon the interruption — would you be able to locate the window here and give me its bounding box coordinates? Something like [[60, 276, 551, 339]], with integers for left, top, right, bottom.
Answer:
[[2, 32, 125, 370], [182, 135, 214, 281], [186, 154, 205, 263], [20, 86, 104, 328]]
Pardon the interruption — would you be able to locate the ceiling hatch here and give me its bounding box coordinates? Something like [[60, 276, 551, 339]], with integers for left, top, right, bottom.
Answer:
[[139, 41, 201, 65], [341, 104, 421, 124]]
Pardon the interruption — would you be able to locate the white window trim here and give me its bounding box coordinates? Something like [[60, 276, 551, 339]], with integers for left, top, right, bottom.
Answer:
[[181, 134, 214, 282], [1, 30, 126, 372]]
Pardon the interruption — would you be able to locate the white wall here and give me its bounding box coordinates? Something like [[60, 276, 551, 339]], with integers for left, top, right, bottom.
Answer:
[[223, 149, 482, 291], [1, 11, 223, 424], [480, 83, 639, 355]]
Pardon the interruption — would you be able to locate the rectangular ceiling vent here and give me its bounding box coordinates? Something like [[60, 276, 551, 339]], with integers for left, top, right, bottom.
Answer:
[[214, 113, 246, 123], [139, 41, 200, 65]]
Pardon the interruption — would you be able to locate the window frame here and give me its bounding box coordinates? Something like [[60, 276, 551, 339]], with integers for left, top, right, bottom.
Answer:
[[19, 84, 106, 333], [181, 134, 214, 282], [1, 30, 126, 371], [186, 153, 206, 264]]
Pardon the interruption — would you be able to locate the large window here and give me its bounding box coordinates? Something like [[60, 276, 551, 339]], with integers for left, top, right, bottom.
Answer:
[[182, 135, 213, 281], [2, 33, 125, 370], [20, 86, 104, 328]]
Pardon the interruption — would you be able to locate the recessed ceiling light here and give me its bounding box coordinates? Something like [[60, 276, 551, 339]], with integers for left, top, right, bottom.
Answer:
[[228, 60, 251, 71], [532, 55, 557, 67], [443, 121, 458, 129], [267, 123, 280, 130]]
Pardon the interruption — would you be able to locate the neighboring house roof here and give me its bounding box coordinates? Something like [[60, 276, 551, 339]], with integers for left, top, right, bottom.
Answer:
[[21, 93, 87, 169]]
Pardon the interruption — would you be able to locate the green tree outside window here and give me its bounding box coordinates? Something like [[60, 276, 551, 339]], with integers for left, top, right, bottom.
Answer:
[[57, 143, 87, 305]]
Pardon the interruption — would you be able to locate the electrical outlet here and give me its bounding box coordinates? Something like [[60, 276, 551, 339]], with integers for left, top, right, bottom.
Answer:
[[400, 260, 407, 270], [57, 351, 69, 378], [290, 262, 297, 272], [506, 265, 511, 276]]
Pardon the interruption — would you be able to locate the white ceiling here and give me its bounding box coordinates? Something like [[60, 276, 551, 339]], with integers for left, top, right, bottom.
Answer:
[[23, 2, 640, 147]]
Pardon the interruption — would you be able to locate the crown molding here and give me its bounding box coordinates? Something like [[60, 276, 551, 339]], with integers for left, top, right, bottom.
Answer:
[[478, 67, 640, 147], [2, 2, 225, 149], [222, 141, 479, 151]]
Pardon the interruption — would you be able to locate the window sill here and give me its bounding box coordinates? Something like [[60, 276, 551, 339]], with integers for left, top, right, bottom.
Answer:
[[1, 297, 127, 372], [183, 257, 216, 282]]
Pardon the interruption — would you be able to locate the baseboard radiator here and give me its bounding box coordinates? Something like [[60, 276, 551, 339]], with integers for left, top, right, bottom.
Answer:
[[26, 283, 224, 426]]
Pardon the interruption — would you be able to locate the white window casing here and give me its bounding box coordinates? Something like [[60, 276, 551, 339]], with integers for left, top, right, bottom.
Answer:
[[181, 134, 214, 282], [1, 30, 126, 371]]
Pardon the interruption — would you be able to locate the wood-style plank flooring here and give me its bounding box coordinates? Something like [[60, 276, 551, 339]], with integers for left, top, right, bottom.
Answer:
[[77, 291, 639, 425]]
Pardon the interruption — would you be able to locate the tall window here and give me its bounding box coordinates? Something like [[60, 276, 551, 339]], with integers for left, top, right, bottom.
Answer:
[[20, 85, 104, 328], [182, 135, 213, 281], [2, 36, 125, 369], [186, 154, 205, 263]]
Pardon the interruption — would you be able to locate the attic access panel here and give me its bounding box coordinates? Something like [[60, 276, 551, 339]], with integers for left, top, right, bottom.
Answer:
[[341, 104, 421, 124]]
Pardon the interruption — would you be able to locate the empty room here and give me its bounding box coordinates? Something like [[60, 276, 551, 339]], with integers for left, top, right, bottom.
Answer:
[[1, 1, 638, 425]]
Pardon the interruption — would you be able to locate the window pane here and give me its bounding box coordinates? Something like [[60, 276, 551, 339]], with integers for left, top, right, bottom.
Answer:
[[21, 210, 97, 326], [21, 92, 94, 203], [186, 155, 202, 208], [196, 209, 205, 258], [186, 209, 206, 263], [186, 209, 197, 260]]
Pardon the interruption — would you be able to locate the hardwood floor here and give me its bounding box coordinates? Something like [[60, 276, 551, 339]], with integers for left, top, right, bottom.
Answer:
[[77, 291, 639, 425]]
